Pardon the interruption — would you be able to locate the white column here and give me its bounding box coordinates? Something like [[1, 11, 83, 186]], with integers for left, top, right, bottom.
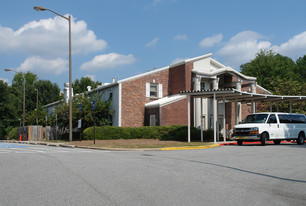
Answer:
[[213, 78, 219, 142], [194, 77, 201, 128], [188, 95, 191, 143], [213, 93, 217, 143], [235, 98, 239, 125], [235, 80, 241, 124], [200, 98, 203, 142], [223, 96, 226, 142], [251, 83, 256, 113]]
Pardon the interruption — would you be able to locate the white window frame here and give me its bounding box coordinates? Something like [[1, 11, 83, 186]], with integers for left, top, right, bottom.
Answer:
[[146, 83, 163, 98]]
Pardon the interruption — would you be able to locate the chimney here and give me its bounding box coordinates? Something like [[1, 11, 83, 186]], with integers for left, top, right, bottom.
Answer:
[[64, 83, 74, 104], [87, 86, 92, 91]]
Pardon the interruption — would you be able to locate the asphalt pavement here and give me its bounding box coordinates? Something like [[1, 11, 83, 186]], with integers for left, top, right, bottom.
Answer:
[[1, 141, 306, 206]]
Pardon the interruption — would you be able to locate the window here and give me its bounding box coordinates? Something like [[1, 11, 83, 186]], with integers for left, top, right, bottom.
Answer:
[[146, 83, 163, 98], [278, 114, 306, 124], [242, 114, 268, 124], [200, 82, 205, 91], [267, 114, 277, 124], [150, 84, 158, 98]]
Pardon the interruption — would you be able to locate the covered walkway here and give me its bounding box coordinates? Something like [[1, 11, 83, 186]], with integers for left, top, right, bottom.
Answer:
[[180, 88, 306, 143]]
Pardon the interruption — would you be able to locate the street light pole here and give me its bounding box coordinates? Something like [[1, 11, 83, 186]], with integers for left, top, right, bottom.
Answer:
[[34, 6, 73, 141], [35, 88, 39, 140], [4, 69, 25, 127]]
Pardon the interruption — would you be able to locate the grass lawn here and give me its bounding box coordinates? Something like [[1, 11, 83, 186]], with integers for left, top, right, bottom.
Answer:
[[62, 139, 216, 149]]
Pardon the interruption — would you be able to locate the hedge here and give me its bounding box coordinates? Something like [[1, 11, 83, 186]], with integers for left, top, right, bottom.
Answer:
[[6, 127, 18, 140], [83, 125, 218, 142]]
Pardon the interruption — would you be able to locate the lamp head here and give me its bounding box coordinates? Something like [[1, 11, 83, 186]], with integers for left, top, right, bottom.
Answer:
[[34, 6, 46, 11], [4, 69, 12, 72]]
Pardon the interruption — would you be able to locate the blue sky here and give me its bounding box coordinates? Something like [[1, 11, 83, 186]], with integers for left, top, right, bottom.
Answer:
[[1, 0, 306, 89]]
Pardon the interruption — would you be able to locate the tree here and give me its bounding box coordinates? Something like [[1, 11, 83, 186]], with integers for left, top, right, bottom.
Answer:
[[72, 77, 102, 94], [52, 93, 112, 135], [240, 50, 296, 91], [240, 50, 306, 113], [10, 72, 38, 115], [34, 80, 62, 106], [0, 80, 18, 138], [295, 55, 306, 82]]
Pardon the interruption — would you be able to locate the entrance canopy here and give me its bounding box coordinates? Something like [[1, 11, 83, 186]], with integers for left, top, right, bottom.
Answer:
[[180, 88, 306, 103], [179, 88, 306, 143]]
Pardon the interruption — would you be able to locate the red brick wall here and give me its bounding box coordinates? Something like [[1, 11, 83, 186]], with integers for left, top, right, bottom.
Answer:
[[160, 98, 188, 126], [169, 62, 193, 95], [121, 70, 170, 127], [169, 64, 185, 95]]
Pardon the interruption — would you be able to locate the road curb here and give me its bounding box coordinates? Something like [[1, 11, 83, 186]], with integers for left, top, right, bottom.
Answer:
[[1, 140, 237, 151]]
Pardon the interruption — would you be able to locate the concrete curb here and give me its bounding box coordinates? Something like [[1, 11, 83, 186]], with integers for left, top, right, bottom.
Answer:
[[1, 140, 236, 151]]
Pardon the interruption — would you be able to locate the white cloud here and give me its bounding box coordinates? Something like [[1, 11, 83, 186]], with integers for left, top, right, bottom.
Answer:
[[173, 34, 188, 41], [80, 53, 136, 71], [85, 75, 96, 81], [0, 78, 9, 84], [0, 15, 107, 57], [272, 31, 306, 59], [217, 31, 271, 68], [145, 37, 159, 48], [17, 56, 68, 75], [199, 34, 223, 48], [217, 30, 306, 68]]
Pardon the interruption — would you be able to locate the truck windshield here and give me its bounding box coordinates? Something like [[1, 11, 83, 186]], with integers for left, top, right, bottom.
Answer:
[[242, 114, 269, 124]]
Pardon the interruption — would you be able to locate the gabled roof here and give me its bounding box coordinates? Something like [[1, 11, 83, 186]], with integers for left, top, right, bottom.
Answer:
[[193, 67, 256, 82]]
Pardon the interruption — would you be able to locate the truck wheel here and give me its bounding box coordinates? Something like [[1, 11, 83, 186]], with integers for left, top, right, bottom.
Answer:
[[273, 140, 281, 145], [237, 140, 243, 145], [261, 132, 268, 146], [297, 133, 305, 145]]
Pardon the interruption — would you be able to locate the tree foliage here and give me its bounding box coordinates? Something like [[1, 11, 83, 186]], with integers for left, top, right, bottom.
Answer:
[[34, 80, 62, 106], [240, 50, 297, 91], [72, 76, 102, 94], [48, 93, 112, 139], [241, 50, 306, 113], [0, 80, 18, 138]]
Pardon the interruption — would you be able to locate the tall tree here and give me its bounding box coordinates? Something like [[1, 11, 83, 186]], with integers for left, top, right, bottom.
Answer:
[[34, 80, 62, 106], [240, 50, 305, 113], [295, 55, 306, 82], [0, 80, 18, 138], [240, 50, 296, 91], [10, 72, 38, 121], [72, 77, 102, 94]]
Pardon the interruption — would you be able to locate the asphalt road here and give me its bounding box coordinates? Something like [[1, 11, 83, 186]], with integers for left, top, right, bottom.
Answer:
[[0, 142, 305, 206]]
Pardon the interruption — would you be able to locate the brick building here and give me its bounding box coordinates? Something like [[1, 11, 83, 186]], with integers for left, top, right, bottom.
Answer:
[[45, 53, 270, 133]]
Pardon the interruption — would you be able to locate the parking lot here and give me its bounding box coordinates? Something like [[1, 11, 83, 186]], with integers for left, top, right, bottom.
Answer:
[[1, 142, 305, 206]]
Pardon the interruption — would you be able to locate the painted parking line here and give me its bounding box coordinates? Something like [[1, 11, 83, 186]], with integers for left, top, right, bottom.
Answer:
[[0, 143, 29, 148], [161, 144, 220, 151]]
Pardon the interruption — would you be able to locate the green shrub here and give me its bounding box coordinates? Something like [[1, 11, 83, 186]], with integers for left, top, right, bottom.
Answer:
[[82, 125, 218, 142], [7, 127, 18, 140]]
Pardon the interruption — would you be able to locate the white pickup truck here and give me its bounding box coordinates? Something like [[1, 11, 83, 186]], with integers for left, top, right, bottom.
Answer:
[[232, 112, 306, 145]]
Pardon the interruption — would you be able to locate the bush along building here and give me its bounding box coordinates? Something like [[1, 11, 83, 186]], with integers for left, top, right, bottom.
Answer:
[[44, 53, 270, 140]]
